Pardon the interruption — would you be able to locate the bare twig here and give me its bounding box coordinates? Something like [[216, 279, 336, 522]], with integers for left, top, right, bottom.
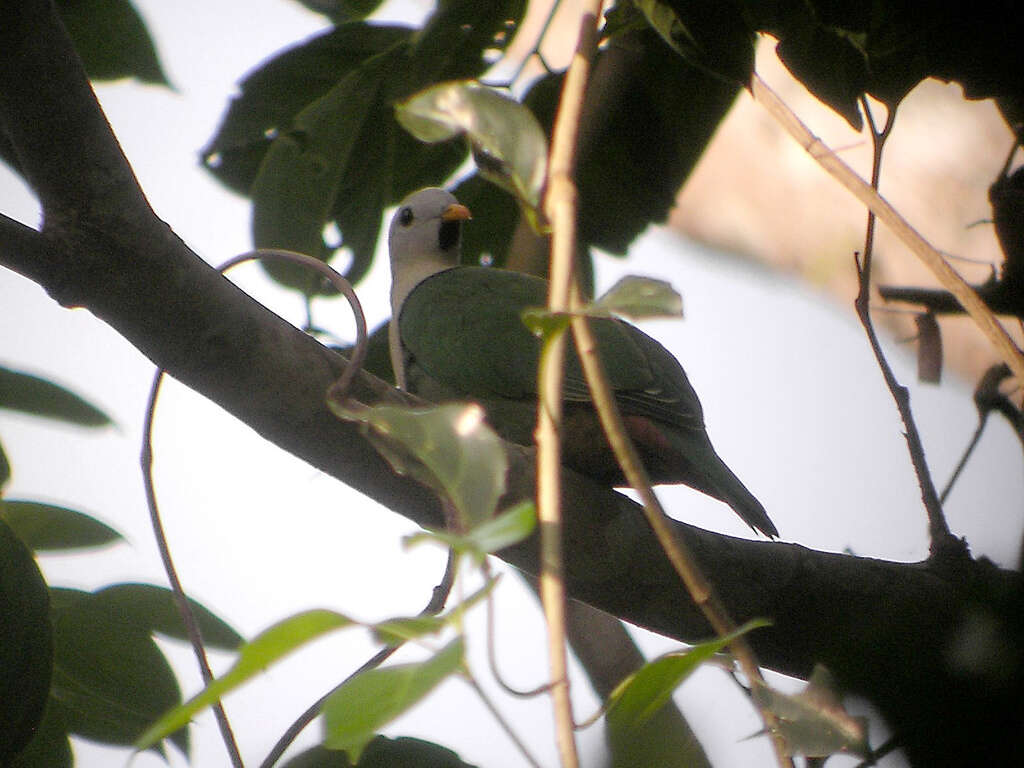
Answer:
[[141, 373, 244, 767], [750, 74, 1024, 387], [852, 96, 960, 556], [142, 248, 370, 767]]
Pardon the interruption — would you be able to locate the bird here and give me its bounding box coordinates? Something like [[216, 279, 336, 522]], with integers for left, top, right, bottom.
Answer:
[[387, 187, 778, 538]]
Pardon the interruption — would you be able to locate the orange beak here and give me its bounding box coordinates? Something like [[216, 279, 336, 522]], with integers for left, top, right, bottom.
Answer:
[[441, 202, 472, 221]]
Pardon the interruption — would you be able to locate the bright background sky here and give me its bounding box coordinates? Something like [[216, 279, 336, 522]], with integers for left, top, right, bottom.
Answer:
[[1, 1, 1021, 766]]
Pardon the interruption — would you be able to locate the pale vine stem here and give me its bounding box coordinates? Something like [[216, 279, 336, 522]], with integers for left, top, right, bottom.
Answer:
[[750, 73, 1024, 385], [535, 3, 605, 766], [142, 248, 368, 768]]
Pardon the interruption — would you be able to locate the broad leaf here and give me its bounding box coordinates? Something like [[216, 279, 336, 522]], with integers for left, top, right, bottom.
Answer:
[[334, 403, 508, 530], [7, 698, 72, 768], [633, 0, 755, 85], [322, 638, 465, 763], [56, 0, 169, 86], [280, 736, 478, 767], [397, 81, 548, 222], [137, 610, 351, 748], [294, 0, 384, 22], [49, 590, 186, 754], [0, 366, 112, 426], [0, 520, 52, 765], [251, 51, 394, 292], [0, 501, 122, 551], [91, 583, 242, 651]]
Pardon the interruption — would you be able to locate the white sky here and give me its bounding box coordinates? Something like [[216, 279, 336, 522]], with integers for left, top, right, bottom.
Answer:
[[1, 1, 1020, 766]]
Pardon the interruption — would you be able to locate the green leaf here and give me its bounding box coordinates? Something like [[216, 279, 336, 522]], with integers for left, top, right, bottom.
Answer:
[[333, 403, 507, 531], [752, 665, 871, 758], [56, 0, 169, 86], [0, 519, 53, 765], [136, 610, 352, 749], [8, 698, 72, 768], [294, 0, 384, 22], [372, 577, 498, 646], [0, 500, 122, 551], [322, 638, 465, 762], [251, 50, 394, 292], [606, 619, 769, 737], [0, 366, 112, 426], [519, 307, 570, 340], [89, 583, 243, 651], [201, 24, 413, 197], [591, 276, 683, 320], [49, 589, 186, 754], [280, 736, 479, 767], [396, 81, 548, 222]]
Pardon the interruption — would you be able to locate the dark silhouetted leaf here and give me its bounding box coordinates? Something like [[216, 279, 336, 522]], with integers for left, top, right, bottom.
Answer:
[[49, 591, 187, 755], [90, 583, 243, 651], [7, 698, 72, 768], [251, 50, 394, 292], [56, 0, 169, 85], [0, 366, 112, 426], [282, 736, 478, 767], [915, 312, 942, 384], [1, 500, 122, 551], [0, 519, 53, 765], [636, 0, 755, 85], [322, 639, 465, 763], [294, 0, 384, 22]]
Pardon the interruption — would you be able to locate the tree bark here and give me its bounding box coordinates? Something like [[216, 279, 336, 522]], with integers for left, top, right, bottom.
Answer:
[[1, 2, 1021, 765]]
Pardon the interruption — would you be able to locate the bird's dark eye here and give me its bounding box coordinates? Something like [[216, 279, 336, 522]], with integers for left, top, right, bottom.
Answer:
[[398, 207, 414, 227]]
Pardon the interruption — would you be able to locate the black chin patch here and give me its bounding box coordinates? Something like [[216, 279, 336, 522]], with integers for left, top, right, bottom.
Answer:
[[438, 219, 461, 253]]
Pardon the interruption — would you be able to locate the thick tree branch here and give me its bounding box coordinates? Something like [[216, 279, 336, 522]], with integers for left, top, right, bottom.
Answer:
[[1, 3, 1021, 765]]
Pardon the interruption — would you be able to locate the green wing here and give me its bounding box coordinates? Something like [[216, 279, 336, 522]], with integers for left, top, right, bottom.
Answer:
[[400, 267, 704, 430]]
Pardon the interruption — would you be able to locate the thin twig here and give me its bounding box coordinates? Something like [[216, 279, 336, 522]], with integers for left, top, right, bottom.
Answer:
[[852, 96, 960, 556], [484, 562, 552, 698], [462, 675, 544, 768], [940, 418, 987, 504], [141, 248, 370, 767], [750, 73, 1024, 386], [534, 4, 606, 766], [141, 371, 244, 767], [258, 548, 458, 768]]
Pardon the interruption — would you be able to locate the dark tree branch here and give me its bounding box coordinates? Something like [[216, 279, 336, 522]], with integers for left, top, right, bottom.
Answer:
[[1, 3, 1022, 765]]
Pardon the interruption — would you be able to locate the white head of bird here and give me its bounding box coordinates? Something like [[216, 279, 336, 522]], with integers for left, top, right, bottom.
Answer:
[[388, 187, 471, 390], [388, 187, 471, 316]]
